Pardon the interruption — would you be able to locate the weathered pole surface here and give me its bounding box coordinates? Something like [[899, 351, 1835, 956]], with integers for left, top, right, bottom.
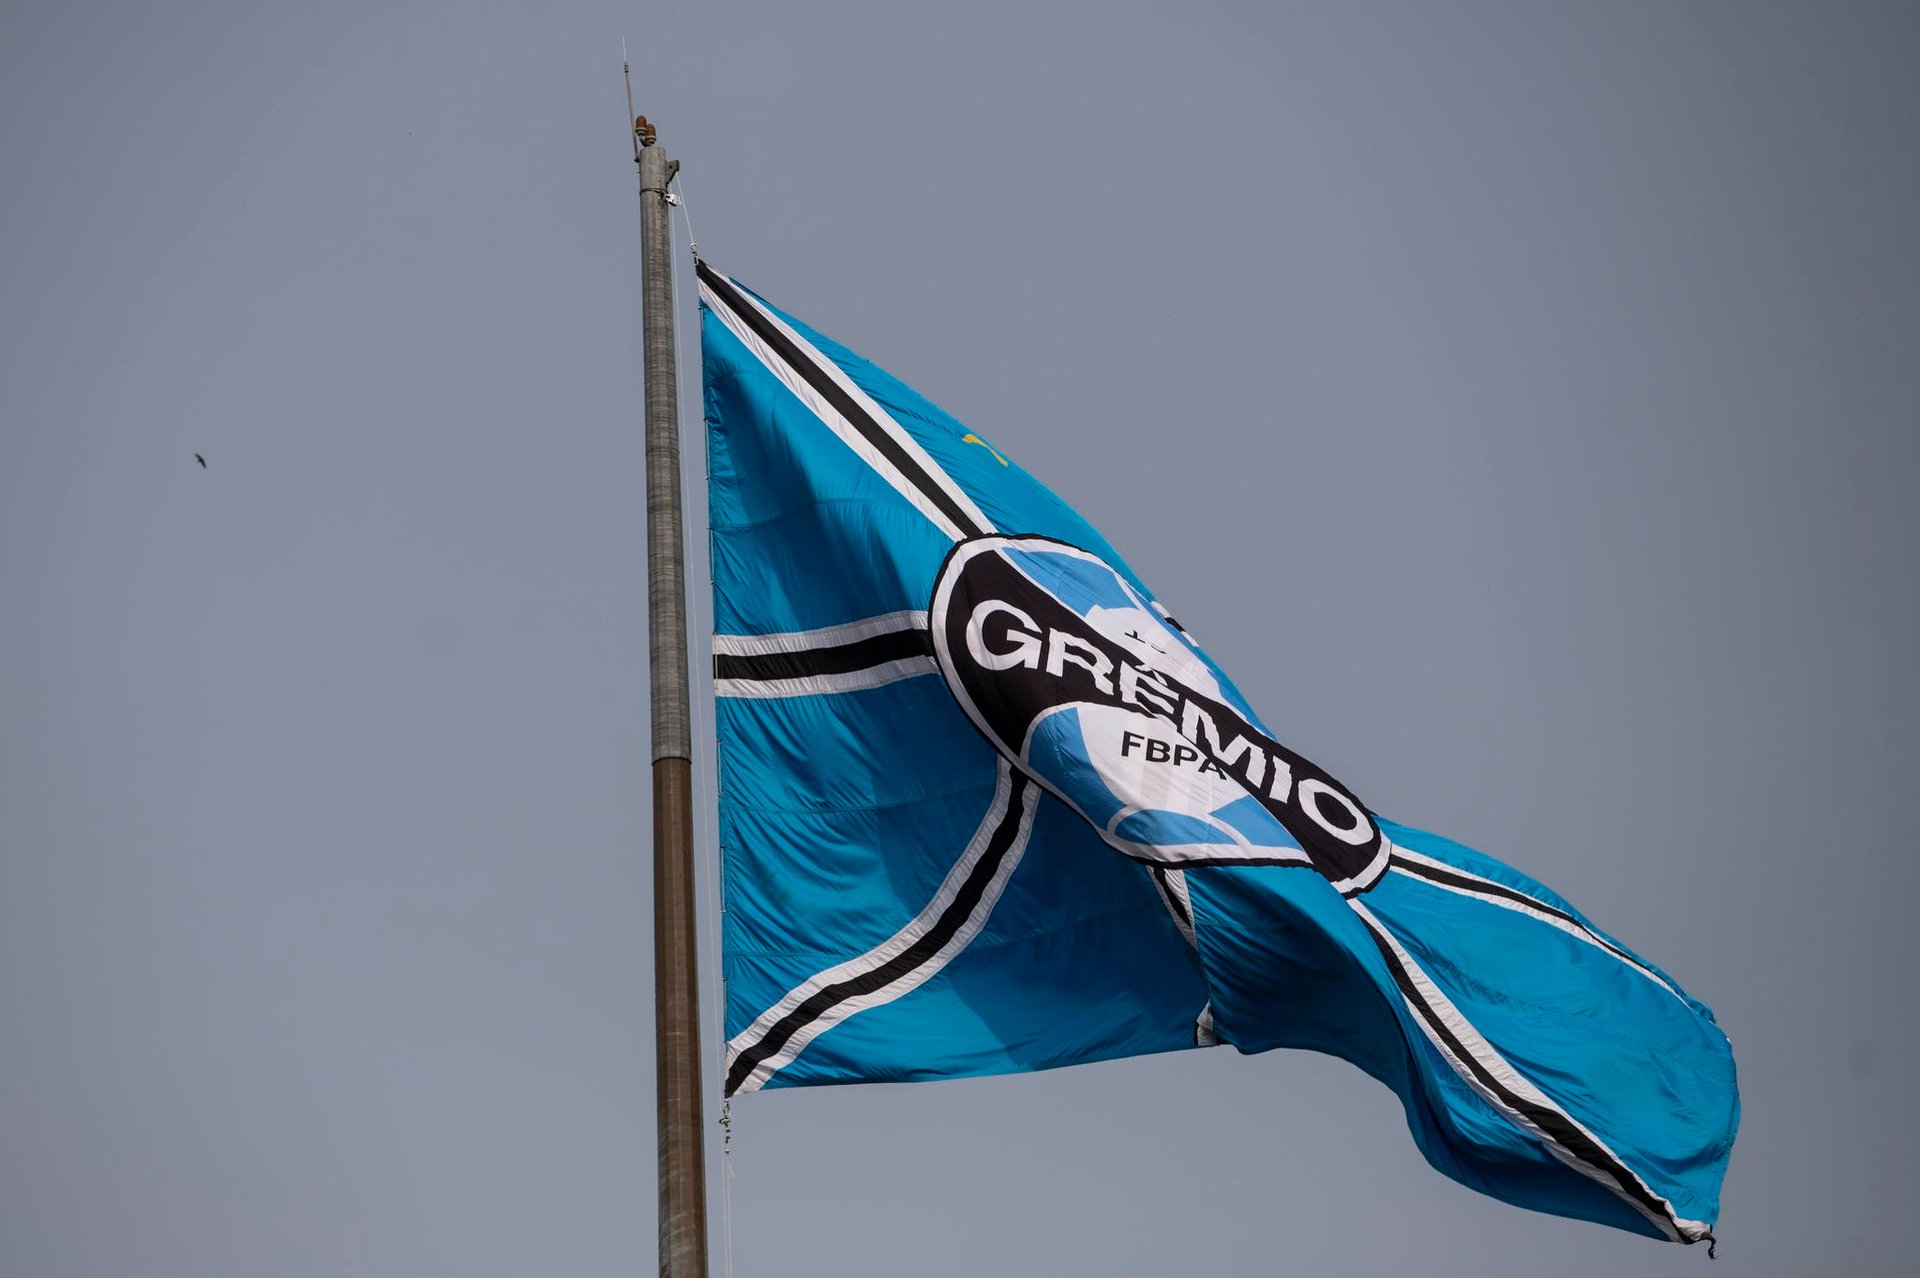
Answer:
[[636, 129, 709, 1278]]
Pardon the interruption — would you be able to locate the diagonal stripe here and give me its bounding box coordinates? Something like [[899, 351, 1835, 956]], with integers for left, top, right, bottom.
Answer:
[[725, 764, 1038, 1094], [699, 263, 994, 542], [1350, 900, 1711, 1245], [1386, 849, 1688, 1004]]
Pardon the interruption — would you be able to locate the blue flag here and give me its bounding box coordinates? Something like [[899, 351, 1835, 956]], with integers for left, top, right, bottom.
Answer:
[[699, 262, 1737, 1246]]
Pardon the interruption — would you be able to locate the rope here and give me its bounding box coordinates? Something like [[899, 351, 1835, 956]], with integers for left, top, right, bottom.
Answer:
[[665, 181, 734, 1278], [674, 171, 701, 263]]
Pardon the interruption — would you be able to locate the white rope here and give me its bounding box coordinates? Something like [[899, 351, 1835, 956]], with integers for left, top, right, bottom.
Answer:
[[665, 179, 734, 1278], [663, 172, 724, 1074], [674, 171, 702, 263]]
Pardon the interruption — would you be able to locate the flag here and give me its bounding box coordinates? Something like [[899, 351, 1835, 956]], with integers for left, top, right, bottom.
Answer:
[[698, 261, 1737, 1246]]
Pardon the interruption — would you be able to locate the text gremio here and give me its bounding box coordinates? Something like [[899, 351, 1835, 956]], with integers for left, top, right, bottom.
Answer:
[[964, 599, 1371, 848]]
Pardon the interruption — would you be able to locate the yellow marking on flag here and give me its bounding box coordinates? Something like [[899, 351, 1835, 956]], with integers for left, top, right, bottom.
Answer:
[[962, 433, 1009, 466]]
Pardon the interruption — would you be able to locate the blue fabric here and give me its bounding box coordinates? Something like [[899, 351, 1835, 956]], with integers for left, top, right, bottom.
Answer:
[[703, 268, 1737, 1244]]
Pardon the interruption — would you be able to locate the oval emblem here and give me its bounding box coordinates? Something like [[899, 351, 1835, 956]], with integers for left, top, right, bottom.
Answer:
[[930, 536, 1390, 895]]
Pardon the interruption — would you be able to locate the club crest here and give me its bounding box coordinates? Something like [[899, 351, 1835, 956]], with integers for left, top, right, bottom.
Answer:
[[930, 536, 1390, 895]]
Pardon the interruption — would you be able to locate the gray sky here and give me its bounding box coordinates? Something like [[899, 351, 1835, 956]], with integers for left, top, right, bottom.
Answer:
[[4, 2, 1916, 1274]]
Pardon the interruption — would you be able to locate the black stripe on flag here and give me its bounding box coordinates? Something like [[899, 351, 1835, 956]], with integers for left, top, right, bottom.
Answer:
[[697, 261, 990, 539], [1391, 856, 1590, 934], [714, 627, 934, 683], [1387, 854, 1673, 988], [724, 770, 1034, 1096]]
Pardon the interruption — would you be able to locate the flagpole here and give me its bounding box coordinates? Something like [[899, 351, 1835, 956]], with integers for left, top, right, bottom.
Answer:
[[632, 101, 710, 1277]]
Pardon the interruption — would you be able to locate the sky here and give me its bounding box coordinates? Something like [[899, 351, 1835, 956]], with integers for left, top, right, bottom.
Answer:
[[3, 2, 1917, 1275]]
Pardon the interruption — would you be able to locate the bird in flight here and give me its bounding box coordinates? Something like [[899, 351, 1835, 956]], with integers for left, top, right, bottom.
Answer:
[[195, 454, 206, 468]]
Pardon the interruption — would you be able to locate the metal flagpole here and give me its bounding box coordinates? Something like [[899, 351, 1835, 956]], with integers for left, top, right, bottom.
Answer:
[[629, 71, 710, 1278]]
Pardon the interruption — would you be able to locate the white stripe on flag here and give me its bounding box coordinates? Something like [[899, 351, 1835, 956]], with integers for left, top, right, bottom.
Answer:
[[726, 762, 1038, 1094], [712, 610, 929, 657], [1385, 849, 1690, 1005], [714, 657, 936, 700], [701, 276, 995, 543], [1350, 899, 1709, 1244]]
